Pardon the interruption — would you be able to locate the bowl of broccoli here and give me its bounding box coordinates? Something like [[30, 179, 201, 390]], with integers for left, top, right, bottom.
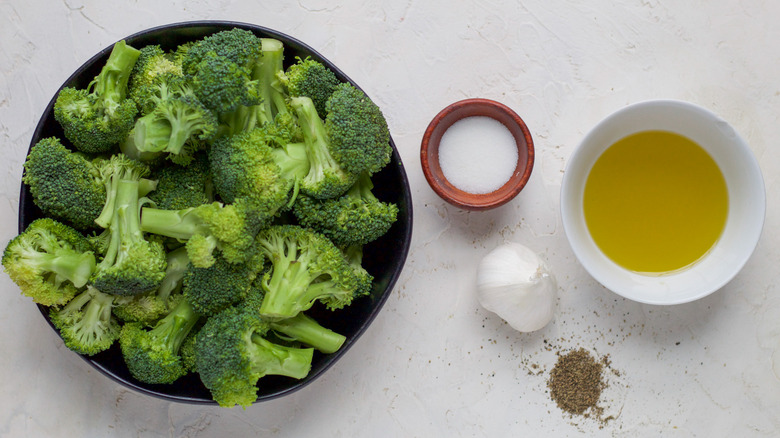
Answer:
[[9, 21, 412, 407]]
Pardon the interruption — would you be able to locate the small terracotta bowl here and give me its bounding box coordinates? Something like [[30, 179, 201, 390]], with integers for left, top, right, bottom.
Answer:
[[420, 98, 534, 210]]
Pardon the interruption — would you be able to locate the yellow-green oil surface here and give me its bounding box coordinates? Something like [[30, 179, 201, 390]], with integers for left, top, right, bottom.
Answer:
[[583, 130, 728, 274]]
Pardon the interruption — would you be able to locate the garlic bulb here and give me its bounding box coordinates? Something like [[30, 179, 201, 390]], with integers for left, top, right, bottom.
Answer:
[[476, 242, 557, 332]]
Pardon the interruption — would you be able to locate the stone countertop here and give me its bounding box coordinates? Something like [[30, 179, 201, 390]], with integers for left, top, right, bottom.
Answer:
[[1, 1, 779, 436]]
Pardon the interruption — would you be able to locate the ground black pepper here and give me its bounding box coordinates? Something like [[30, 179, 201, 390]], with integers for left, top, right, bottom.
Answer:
[[547, 348, 605, 416]]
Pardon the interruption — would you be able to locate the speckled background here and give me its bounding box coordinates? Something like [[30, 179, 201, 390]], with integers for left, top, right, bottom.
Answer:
[[1, 1, 779, 436]]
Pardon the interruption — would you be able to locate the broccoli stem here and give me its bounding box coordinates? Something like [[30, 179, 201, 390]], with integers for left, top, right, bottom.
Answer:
[[270, 313, 346, 354], [290, 96, 341, 186], [134, 101, 212, 157], [167, 107, 204, 155], [259, 247, 314, 318], [64, 287, 115, 345], [96, 179, 142, 270], [29, 251, 95, 289], [157, 247, 190, 303], [255, 38, 287, 126], [138, 178, 158, 197], [95, 169, 121, 228], [249, 333, 313, 379], [140, 207, 202, 240], [348, 172, 377, 201], [149, 298, 199, 354], [114, 179, 144, 265], [259, 253, 345, 318], [133, 112, 173, 152], [90, 40, 141, 115]]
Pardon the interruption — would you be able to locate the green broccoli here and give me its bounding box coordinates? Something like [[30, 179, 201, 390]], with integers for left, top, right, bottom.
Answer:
[[147, 154, 213, 210], [2, 218, 96, 307], [290, 96, 357, 199], [218, 38, 300, 143], [49, 285, 120, 356], [325, 83, 392, 175], [269, 313, 346, 354], [113, 246, 189, 324], [208, 127, 294, 224], [118, 295, 200, 384], [128, 74, 218, 166], [293, 172, 398, 247], [280, 57, 340, 118], [4, 28, 401, 407], [140, 201, 255, 268], [22, 137, 106, 230], [128, 45, 182, 114], [195, 304, 313, 407], [53, 40, 141, 154], [255, 225, 361, 319], [243, 280, 346, 354], [90, 155, 167, 296], [341, 244, 374, 298], [182, 28, 263, 114], [181, 250, 259, 316], [178, 323, 201, 373], [254, 39, 291, 127]]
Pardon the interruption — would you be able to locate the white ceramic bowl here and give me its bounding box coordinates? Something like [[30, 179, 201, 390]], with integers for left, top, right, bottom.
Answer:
[[561, 100, 765, 305]]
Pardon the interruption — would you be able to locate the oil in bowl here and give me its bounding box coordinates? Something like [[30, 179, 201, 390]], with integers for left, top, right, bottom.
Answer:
[[583, 130, 728, 274], [561, 99, 766, 305]]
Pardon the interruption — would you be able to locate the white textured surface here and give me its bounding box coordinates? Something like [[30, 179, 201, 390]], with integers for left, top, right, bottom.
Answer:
[[1, 1, 779, 436]]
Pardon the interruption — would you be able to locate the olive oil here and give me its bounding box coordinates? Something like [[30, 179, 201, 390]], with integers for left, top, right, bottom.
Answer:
[[583, 130, 728, 274]]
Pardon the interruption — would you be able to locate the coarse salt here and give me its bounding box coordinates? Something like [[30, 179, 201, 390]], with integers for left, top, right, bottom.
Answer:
[[438, 116, 519, 194]]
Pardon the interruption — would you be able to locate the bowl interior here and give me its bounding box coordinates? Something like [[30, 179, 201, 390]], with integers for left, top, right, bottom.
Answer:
[[561, 100, 765, 304], [20, 21, 413, 403], [421, 98, 534, 210]]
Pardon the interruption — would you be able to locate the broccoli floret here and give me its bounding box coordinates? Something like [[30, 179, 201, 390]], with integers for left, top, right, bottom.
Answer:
[[128, 74, 218, 166], [255, 225, 361, 319], [208, 128, 294, 224], [90, 155, 167, 296], [113, 246, 189, 324], [280, 57, 340, 117], [195, 304, 313, 407], [147, 154, 213, 210], [140, 201, 255, 268], [49, 285, 120, 355], [341, 244, 374, 298], [181, 250, 259, 316], [22, 137, 106, 230], [119, 295, 200, 384], [2, 218, 96, 307], [290, 96, 357, 199], [243, 280, 346, 354], [218, 38, 300, 143], [182, 29, 263, 114], [325, 83, 391, 175], [128, 45, 182, 114], [293, 172, 398, 247], [53, 40, 141, 154], [179, 322, 201, 373]]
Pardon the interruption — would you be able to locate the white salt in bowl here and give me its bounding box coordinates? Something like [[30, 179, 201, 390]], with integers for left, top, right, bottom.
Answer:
[[560, 100, 765, 305], [420, 98, 534, 210]]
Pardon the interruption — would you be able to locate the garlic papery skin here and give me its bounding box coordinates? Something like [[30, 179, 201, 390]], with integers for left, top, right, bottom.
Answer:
[[476, 242, 557, 332]]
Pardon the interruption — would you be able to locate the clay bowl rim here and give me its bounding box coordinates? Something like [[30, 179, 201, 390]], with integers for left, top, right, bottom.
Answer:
[[420, 98, 534, 211]]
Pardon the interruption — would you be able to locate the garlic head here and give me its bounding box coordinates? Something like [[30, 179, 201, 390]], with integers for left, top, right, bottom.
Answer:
[[476, 242, 557, 332]]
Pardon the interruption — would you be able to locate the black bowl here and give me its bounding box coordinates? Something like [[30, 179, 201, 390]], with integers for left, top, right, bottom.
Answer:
[[19, 21, 413, 404]]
